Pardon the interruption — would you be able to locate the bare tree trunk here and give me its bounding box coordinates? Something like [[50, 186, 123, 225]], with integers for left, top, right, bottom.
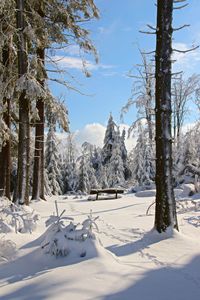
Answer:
[[14, 0, 30, 205], [32, 1, 45, 201], [5, 96, 11, 200], [32, 47, 45, 200], [0, 44, 11, 199], [143, 54, 154, 142], [0, 147, 6, 197], [154, 0, 178, 233]]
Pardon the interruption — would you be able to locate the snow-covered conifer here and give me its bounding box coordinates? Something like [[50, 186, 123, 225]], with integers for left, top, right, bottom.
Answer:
[[78, 143, 98, 193], [63, 134, 78, 193], [102, 114, 117, 164], [107, 128, 125, 187], [45, 118, 62, 195], [131, 124, 155, 187], [78, 152, 91, 193]]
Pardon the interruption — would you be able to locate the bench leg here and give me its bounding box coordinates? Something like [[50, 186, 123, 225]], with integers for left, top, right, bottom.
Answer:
[[96, 192, 98, 200], [116, 192, 117, 199]]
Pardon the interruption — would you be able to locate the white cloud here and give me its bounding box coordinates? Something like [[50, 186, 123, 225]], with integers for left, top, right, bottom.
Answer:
[[51, 55, 114, 72], [172, 42, 200, 72], [119, 124, 137, 151], [74, 123, 136, 151], [74, 123, 106, 148], [51, 55, 97, 71], [64, 45, 80, 56]]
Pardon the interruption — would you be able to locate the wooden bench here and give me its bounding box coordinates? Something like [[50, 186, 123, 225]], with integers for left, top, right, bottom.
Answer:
[[89, 188, 124, 200]]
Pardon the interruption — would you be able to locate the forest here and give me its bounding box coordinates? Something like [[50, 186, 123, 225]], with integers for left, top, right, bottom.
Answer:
[[1, 1, 200, 299]]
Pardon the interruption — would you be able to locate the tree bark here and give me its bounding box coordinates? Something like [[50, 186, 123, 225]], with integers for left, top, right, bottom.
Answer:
[[154, 0, 178, 232], [32, 48, 45, 200], [32, 2, 46, 201], [0, 44, 11, 199], [14, 0, 30, 205]]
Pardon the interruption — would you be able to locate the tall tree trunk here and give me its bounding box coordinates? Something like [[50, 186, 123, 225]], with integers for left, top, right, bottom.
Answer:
[[0, 45, 11, 199], [32, 48, 45, 200], [154, 0, 178, 233], [32, 2, 45, 201], [14, 0, 30, 205], [4, 96, 11, 200]]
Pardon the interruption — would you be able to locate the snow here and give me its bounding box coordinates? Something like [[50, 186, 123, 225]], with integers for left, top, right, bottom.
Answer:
[[1, 193, 200, 299], [135, 190, 156, 197]]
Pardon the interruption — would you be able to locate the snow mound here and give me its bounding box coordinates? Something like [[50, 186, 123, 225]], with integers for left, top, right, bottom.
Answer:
[[174, 188, 184, 197], [0, 198, 39, 233], [41, 202, 104, 259], [136, 188, 187, 199], [135, 190, 156, 197], [0, 236, 16, 262], [179, 184, 196, 198]]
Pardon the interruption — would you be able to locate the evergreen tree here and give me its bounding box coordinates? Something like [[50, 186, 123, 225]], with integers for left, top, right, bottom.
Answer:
[[31, 0, 99, 200], [77, 143, 98, 193], [98, 165, 109, 189], [0, 0, 15, 200], [131, 125, 155, 186], [92, 146, 105, 187], [102, 114, 117, 164], [45, 117, 62, 195], [63, 134, 78, 193], [78, 153, 91, 193], [120, 128, 131, 180], [107, 128, 125, 187], [0, 0, 99, 203], [14, 0, 30, 205]]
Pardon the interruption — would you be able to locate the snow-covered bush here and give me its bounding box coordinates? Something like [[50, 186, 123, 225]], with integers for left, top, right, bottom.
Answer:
[[41, 202, 99, 257], [0, 198, 39, 233], [0, 236, 16, 262]]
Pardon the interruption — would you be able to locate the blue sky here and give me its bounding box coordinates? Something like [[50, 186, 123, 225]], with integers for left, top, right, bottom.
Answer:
[[49, 0, 200, 133]]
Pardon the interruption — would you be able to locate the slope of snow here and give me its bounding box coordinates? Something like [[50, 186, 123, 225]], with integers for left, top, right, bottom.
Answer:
[[1, 193, 200, 300]]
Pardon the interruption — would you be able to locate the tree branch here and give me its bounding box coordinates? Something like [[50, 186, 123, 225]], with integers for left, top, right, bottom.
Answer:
[[173, 45, 199, 53], [173, 24, 190, 31], [141, 50, 156, 55], [173, 4, 189, 9], [139, 30, 156, 35]]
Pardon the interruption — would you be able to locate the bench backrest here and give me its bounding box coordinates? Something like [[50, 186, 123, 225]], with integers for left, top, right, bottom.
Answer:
[[90, 189, 124, 194]]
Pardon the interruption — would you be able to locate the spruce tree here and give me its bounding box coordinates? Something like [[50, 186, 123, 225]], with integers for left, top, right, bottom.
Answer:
[[78, 153, 91, 193], [102, 114, 117, 164], [45, 117, 62, 195], [107, 128, 125, 187], [63, 134, 78, 193], [14, 0, 30, 205], [132, 125, 155, 187]]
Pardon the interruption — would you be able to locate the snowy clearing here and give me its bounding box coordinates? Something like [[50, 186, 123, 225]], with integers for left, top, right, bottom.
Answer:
[[0, 193, 200, 300]]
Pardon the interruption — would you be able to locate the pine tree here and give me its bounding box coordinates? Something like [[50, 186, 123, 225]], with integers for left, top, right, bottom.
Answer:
[[0, 0, 16, 200], [131, 125, 155, 186], [63, 134, 78, 193], [14, 0, 30, 205], [31, 0, 99, 200], [92, 146, 105, 187], [0, 0, 100, 203], [77, 143, 99, 193], [78, 153, 91, 193], [107, 128, 125, 187], [0, 42, 12, 199], [120, 128, 131, 180], [45, 118, 62, 195], [102, 114, 117, 164], [98, 165, 109, 189], [32, 1, 46, 201]]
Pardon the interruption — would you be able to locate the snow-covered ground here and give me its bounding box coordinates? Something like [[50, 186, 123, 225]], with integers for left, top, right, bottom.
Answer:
[[1, 193, 200, 300]]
